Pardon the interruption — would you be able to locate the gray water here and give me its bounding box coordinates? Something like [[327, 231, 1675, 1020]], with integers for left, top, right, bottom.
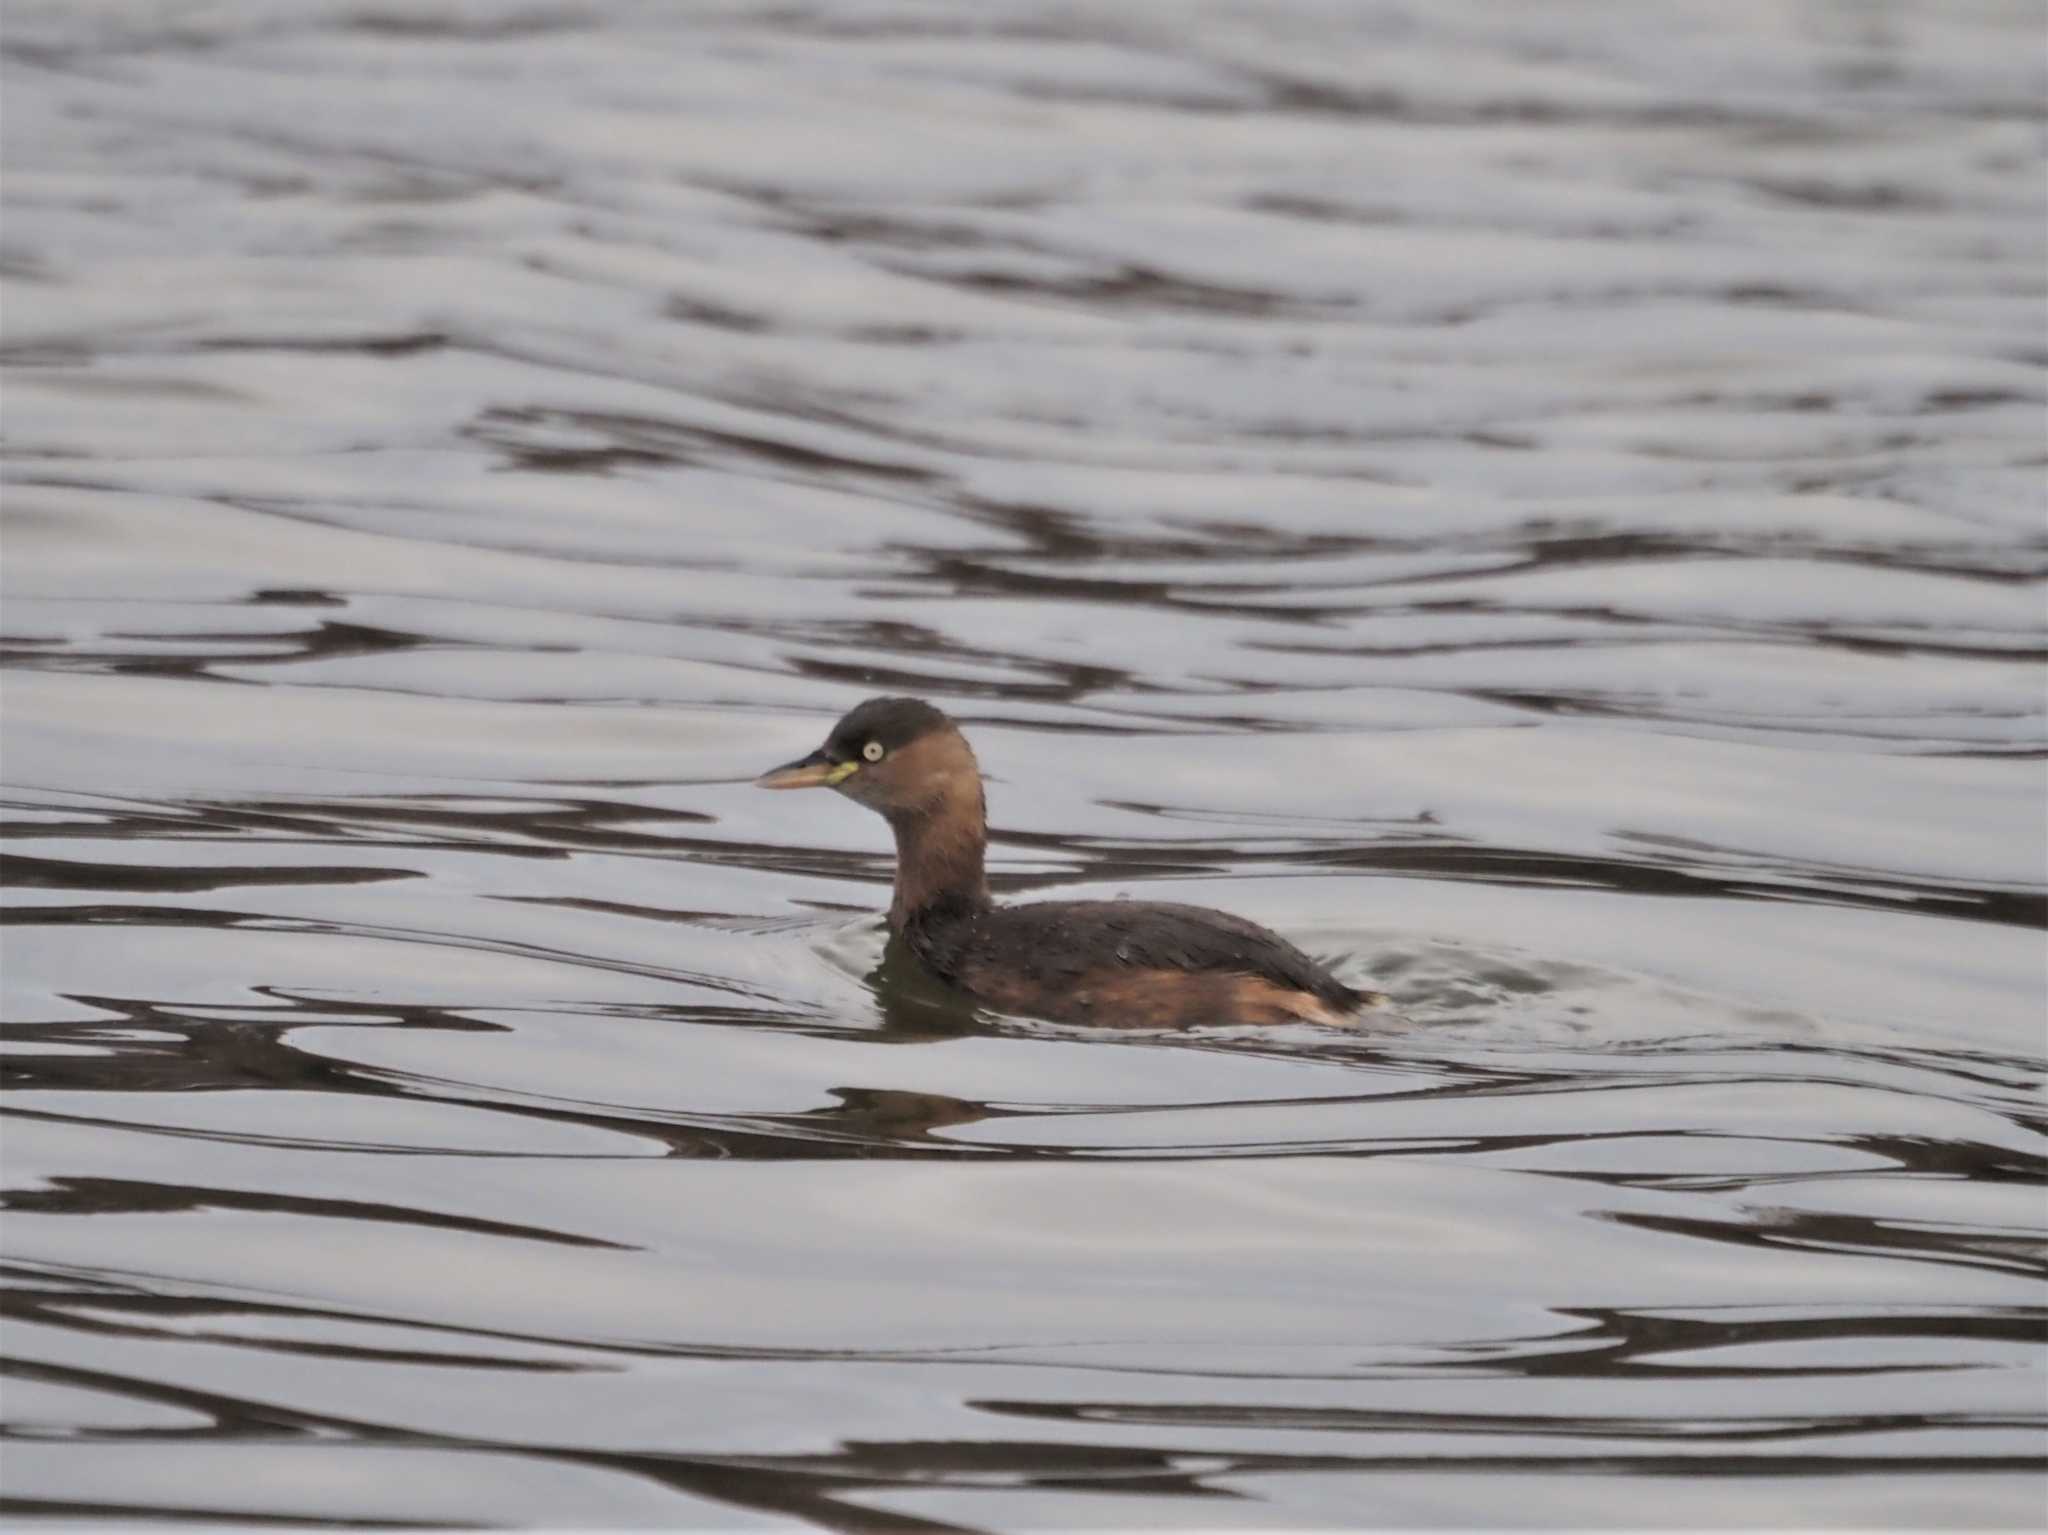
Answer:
[[3, 2, 2045, 1529]]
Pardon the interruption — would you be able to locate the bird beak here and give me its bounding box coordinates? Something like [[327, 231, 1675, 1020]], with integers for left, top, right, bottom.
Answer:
[[755, 748, 859, 790]]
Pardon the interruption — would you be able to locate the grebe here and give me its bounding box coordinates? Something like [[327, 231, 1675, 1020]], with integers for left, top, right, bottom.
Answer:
[[757, 697, 1373, 1028]]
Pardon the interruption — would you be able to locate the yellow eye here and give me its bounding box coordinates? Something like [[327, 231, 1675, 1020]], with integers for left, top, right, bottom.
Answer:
[[861, 740, 885, 763]]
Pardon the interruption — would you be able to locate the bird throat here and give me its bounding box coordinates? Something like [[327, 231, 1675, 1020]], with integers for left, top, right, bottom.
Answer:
[[886, 781, 989, 930]]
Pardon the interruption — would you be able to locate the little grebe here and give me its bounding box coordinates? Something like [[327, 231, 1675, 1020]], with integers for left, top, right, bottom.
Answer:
[[757, 697, 1373, 1027]]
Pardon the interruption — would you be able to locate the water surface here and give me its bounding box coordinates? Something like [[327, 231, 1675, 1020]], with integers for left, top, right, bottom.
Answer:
[[3, 2, 2045, 1528]]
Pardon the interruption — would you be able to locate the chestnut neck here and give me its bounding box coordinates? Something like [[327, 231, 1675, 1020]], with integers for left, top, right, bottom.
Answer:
[[886, 779, 990, 930]]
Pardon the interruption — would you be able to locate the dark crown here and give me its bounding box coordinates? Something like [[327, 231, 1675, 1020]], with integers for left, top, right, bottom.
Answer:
[[826, 696, 954, 757]]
